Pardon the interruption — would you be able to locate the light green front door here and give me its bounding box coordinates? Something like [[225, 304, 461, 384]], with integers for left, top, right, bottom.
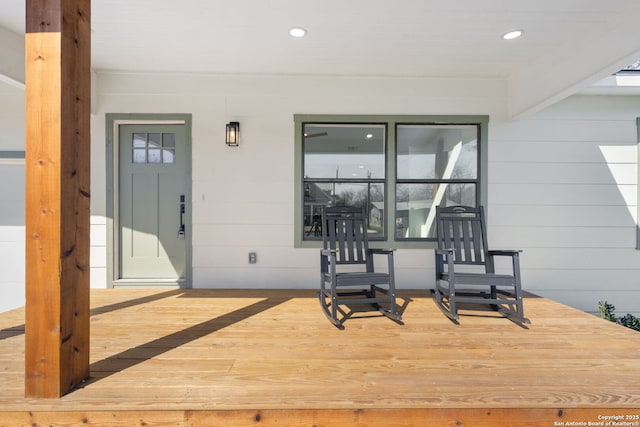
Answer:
[[118, 123, 187, 284]]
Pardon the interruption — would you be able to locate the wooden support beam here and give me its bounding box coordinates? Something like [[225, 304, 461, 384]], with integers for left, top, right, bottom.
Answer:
[[25, 0, 91, 398]]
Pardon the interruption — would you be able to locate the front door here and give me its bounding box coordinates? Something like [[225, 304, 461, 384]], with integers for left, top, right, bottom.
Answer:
[[116, 122, 189, 286]]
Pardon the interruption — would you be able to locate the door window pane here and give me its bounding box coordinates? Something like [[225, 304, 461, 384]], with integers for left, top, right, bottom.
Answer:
[[133, 133, 146, 147], [148, 149, 162, 163], [148, 133, 161, 148], [163, 149, 175, 163], [162, 133, 176, 164], [133, 149, 147, 163], [162, 133, 176, 148], [131, 132, 176, 164]]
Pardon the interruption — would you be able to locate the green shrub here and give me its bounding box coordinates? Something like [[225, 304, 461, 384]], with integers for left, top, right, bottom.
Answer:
[[598, 301, 640, 332], [618, 313, 640, 331]]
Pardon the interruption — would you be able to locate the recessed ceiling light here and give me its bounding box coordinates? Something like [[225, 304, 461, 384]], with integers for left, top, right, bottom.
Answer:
[[365, 133, 373, 139], [503, 30, 524, 40], [289, 27, 307, 38]]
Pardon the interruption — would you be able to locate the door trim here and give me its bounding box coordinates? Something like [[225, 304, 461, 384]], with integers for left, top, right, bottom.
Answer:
[[105, 114, 193, 289]]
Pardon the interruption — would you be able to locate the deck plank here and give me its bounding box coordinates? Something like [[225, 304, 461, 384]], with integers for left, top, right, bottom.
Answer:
[[0, 289, 639, 426]]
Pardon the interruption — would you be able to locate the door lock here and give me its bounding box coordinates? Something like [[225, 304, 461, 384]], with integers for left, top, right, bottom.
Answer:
[[178, 194, 185, 239]]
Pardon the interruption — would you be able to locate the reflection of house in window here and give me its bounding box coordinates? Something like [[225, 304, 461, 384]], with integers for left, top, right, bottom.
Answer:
[[369, 203, 382, 230], [304, 182, 332, 236]]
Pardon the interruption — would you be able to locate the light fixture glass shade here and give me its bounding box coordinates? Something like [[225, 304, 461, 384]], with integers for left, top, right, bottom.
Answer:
[[226, 122, 240, 146]]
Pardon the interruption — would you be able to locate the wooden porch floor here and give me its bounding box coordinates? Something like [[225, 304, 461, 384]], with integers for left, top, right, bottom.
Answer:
[[1, 289, 639, 426]]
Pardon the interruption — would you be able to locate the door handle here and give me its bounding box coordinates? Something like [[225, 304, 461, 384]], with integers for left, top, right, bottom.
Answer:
[[178, 195, 185, 239]]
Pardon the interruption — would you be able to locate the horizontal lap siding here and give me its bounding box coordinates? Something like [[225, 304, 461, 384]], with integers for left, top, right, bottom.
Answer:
[[149, 75, 509, 292], [0, 165, 24, 313], [490, 95, 639, 316], [88, 74, 640, 318]]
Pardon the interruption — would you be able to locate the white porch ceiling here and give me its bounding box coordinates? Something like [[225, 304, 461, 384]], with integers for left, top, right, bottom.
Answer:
[[1, 0, 640, 118]]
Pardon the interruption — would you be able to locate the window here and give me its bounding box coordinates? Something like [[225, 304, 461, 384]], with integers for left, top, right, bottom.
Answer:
[[294, 115, 488, 248], [132, 132, 176, 164]]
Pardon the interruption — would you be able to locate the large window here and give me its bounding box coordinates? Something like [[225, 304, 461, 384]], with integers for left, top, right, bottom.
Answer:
[[295, 115, 488, 248]]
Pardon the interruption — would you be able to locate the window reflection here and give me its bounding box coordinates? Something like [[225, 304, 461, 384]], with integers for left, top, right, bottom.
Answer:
[[304, 124, 385, 179], [163, 133, 176, 148], [133, 133, 146, 148], [304, 182, 385, 239], [395, 183, 476, 238], [148, 149, 162, 163], [302, 123, 386, 240], [163, 149, 175, 163], [148, 133, 161, 148], [133, 148, 146, 164], [131, 132, 176, 164], [395, 124, 479, 239], [397, 125, 477, 180]]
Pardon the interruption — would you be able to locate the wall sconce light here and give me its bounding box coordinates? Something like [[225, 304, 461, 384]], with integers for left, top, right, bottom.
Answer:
[[226, 121, 240, 146]]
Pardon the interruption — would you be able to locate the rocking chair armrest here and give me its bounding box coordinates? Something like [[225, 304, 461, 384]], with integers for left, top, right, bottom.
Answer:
[[435, 248, 454, 256], [320, 249, 336, 274], [488, 249, 522, 257], [434, 248, 455, 271], [320, 249, 337, 257], [368, 248, 395, 255]]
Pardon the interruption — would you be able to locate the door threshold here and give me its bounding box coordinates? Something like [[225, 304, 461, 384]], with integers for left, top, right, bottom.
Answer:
[[112, 279, 185, 289]]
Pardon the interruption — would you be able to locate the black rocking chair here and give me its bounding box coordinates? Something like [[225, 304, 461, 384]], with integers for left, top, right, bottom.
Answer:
[[319, 206, 402, 327], [434, 205, 529, 323]]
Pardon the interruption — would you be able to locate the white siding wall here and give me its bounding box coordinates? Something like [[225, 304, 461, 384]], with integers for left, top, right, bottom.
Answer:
[[93, 73, 509, 294], [491, 95, 640, 316], [1, 72, 639, 318], [0, 164, 25, 313], [0, 83, 25, 313], [92, 73, 640, 316]]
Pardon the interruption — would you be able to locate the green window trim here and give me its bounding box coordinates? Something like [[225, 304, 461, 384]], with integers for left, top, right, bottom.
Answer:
[[294, 114, 489, 249]]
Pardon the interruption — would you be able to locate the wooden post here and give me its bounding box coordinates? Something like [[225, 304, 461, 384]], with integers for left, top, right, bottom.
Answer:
[[25, 0, 91, 398]]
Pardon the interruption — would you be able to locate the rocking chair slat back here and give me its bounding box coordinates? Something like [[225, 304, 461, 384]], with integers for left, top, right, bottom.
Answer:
[[433, 205, 529, 323], [323, 207, 368, 265], [437, 207, 488, 266]]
